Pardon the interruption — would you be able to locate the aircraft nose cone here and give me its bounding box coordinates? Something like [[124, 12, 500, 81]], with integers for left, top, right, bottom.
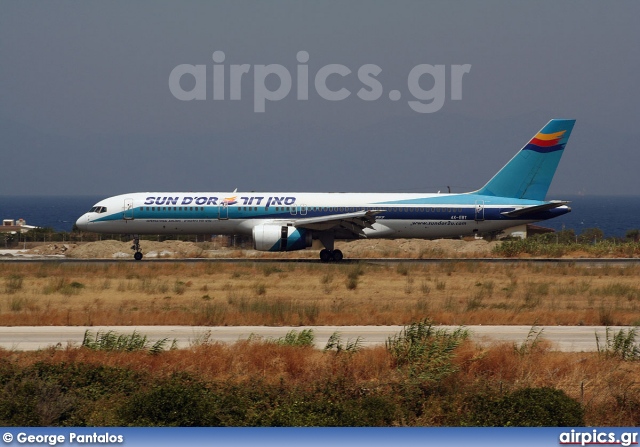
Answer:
[[75, 214, 89, 231]]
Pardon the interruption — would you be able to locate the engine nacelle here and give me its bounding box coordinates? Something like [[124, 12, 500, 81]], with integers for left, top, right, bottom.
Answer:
[[252, 224, 313, 252]]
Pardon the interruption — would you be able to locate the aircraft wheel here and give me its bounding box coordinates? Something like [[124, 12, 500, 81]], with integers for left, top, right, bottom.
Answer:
[[134, 252, 143, 261], [332, 249, 343, 262], [320, 249, 332, 263]]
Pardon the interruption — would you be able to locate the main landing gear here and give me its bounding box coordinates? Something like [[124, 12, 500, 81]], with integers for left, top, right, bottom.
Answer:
[[131, 236, 143, 261], [317, 232, 343, 263], [320, 249, 343, 263]]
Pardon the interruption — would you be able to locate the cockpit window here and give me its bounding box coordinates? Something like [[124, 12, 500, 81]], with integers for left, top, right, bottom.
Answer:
[[89, 206, 107, 213]]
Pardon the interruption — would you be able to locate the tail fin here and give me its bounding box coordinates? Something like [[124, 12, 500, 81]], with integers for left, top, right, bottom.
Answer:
[[475, 119, 575, 200]]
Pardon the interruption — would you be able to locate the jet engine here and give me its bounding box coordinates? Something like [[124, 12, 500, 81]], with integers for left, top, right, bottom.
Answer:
[[252, 224, 313, 252]]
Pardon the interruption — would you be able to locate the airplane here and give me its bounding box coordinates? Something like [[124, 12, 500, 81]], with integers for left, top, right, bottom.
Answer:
[[75, 119, 575, 261]]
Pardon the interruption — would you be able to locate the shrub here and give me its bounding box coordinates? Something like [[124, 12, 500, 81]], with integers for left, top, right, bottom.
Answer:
[[626, 229, 640, 242], [464, 387, 584, 426], [386, 319, 468, 383], [0, 376, 70, 426], [267, 393, 397, 426], [119, 377, 215, 426], [578, 228, 604, 244], [0, 362, 142, 426]]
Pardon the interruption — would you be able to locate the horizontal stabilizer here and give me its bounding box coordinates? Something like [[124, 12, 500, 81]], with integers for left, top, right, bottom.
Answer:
[[500, 201, 570, 218]]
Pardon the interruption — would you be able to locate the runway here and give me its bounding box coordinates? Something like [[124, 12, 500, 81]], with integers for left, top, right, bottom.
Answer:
[[1, 256, 640, 267], [0, 325, 629, 352]]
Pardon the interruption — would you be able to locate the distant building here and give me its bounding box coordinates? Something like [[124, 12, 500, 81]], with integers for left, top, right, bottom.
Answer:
[[1, 219, 39, 234]]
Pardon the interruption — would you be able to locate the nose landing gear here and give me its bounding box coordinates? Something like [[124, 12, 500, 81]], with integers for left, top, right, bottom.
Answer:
[[131, 236, 143, 261]]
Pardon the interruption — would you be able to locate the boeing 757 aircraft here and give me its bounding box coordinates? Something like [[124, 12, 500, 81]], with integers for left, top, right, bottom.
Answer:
[[76, 119, 575, 261]]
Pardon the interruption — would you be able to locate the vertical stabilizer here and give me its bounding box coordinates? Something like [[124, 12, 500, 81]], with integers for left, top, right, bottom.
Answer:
[[475, 119, 575, 200]]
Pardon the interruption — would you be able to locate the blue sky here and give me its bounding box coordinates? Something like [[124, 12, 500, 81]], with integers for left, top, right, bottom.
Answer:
[[1, 1, 638, 196]]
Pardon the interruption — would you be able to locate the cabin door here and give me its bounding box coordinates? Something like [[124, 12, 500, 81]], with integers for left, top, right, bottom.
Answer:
[[123, 198, 134, 220], [218, 203, 229, 220], [474, 200, 485, 221]]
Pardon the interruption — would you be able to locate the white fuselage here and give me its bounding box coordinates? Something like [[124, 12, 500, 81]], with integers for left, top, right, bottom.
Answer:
[[75, 191, 567, 240]]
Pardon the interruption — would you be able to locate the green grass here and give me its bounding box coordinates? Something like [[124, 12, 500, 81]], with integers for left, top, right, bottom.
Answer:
[[82, 330, 176, 354], [595, 326, 640, 360], [386, 319, 469, 382], [324, 332, 363, 354], [274, 329, 315, 347]]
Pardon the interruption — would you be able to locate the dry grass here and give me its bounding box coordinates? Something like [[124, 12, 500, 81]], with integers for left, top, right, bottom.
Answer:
[[1, 261, 640, 326]]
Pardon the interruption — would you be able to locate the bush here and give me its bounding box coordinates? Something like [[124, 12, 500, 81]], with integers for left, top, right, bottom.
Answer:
[[268, 393, 397, 426], [0, 362, 142, 426], [578, 228, 604, 244], [119, 376, 216, 426], [464, 387, 584, 426], [626, 229, 640, 242]]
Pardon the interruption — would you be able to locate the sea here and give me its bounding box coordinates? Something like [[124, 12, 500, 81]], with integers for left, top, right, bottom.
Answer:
[[0, 195, 638, 238]]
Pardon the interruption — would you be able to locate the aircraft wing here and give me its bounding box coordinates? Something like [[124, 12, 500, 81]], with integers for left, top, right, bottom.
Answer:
[[286, 210, 383, 237], [500, 201, 570, 218]]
